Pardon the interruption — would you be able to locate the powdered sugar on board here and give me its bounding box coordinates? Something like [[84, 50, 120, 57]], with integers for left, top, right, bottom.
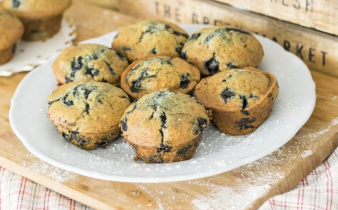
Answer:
[[22, 157, 77, 183]]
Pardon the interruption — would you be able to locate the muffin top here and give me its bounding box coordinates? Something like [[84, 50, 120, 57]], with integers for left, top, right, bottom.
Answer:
[[121, 55, 200, 98], [53, 44, 129, 85], [2, 0, 72, 19], [195, 68, 275, 114], [120, 89, 209, 148], [112, 20, 189, 62], [47, 82, 130, 134], [0, 11, 23, 50], [182, 27, 264, 76]]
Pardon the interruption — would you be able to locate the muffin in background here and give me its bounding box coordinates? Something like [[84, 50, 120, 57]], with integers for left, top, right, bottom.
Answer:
[[112, 20, 189, 62], [121, 55, 200, 98], [0, 11, 23, 65], [53, 44, 129, 86], [195, 67, 279, 135], [3, 0, 72, 41], [120, 89, 210, 163], [47, 82, 130, 150], [182, 27, 264, 76]]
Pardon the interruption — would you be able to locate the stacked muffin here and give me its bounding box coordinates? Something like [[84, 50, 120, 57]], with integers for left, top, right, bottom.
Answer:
[[47, 20, 279, 164], [0, 0, 72, 65]]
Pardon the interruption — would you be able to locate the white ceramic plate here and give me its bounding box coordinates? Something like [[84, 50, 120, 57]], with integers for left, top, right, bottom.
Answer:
[[9, 25, 316, 183]]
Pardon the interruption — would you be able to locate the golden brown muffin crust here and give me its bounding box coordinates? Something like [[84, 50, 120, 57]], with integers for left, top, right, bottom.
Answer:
[[53, 44, 129, 85], [182, 27, 264, 76], [0, 11, 23, 50], [121, 55, 200, 98], [112, 20, 189, 62]]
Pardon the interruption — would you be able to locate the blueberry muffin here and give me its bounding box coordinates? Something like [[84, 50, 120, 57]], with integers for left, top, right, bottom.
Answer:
[[120, 89, 210, 163], [195, 67, 279, 135], [182, 27, 264, 76], [112, 20, 189, 62], [0, 11, 23, 64], [53, 44, 129, 85], [121, 55, 200, 98], [47, 82, 130, 150], [3, 0, 72, 41]]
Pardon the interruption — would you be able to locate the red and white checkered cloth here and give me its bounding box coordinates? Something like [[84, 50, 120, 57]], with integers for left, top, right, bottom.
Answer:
[[1, 147, 338, 210]]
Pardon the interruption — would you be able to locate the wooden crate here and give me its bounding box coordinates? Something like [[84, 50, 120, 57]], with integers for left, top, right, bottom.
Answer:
[[213, 0, 338, 36], [118, 0, 338, 78]]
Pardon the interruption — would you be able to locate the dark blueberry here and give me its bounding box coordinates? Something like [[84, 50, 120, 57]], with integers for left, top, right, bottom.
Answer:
[[120, 118, 128, 131], [92, 54, 99, 60], [204, 54, 220, 75], [83, 88, 93, 100], [236, 118, 256, 130], [97, 99, 103, 104], [85, 68, 100, 78], [165, 24, 171, 30], [96, 138, 110, 149], [159, 112, 167, 143], [70, 57, 83, 78], [181, 51, 187, 60], [194, 117, 208, 135], [268, 93, 273, 98], [173, 31, 189, 38], [242, 110, 250, 116], [12, 0, 21, 8], [100, 49, 105, 53], [160, 112, 167, 128], [175, 42, 184, 54], [222, 79, 227, 82], [61, 132, 67, 139], [156, 143, 172, 153], [226, 62, 238, 69], [83, 102, 90, 114], [204, 28, 250, 44], [220, 88, 236, 103], [180, 73, 190, 89], [104, 61, 116, 75], [151, 48, 157, 54], [240, 95, 248, 110], [119, 95, 127, 99], [159, 58, 173, 65], [48, 98, 60, 106], [65, 77, 73, 83], [63, 93, 74, 106], [176, 144, 192, 156], [115, 51, 125, 61], [122, 47, 131, 52], [130, 69, 156, 93], [189, 33, 201, 41], [30, 30, 39, 34], [101, 78, 108, 83]]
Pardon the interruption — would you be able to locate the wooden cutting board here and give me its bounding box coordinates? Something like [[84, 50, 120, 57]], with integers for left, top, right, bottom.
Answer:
[[1, 1, 338, 209]]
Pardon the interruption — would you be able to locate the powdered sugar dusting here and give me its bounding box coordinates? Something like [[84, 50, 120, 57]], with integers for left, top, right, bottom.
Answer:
[[192, 184, 270, 210], [26, 160, 77, 183]]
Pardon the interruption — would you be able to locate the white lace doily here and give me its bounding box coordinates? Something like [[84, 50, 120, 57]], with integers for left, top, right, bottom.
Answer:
[[0, 19, 76, 76]]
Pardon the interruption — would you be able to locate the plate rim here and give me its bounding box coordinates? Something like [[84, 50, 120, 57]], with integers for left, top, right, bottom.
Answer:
[[9, 24, 316, 183]]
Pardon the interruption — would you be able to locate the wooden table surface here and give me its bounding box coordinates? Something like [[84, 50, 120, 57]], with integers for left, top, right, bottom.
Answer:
[[1, 1, 338, 209]]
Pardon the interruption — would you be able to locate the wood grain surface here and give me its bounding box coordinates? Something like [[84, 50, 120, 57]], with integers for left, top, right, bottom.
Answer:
[[1, 0, 338, 209], [212, 0, 338, 36], [119, 0, 338, 78]]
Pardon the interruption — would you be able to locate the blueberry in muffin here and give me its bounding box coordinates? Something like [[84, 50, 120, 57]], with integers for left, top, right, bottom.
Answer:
[[47, 82, 131, 150], [121, 55, 200, 98], [53, 44, 129, 86], [195, 67, 279, 135], [2, 0, 72, 41], [120, 89, 210, 163], [0, 11, 23, 64], [182, 27, 264, 76], [112, 20, 189, 62]]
